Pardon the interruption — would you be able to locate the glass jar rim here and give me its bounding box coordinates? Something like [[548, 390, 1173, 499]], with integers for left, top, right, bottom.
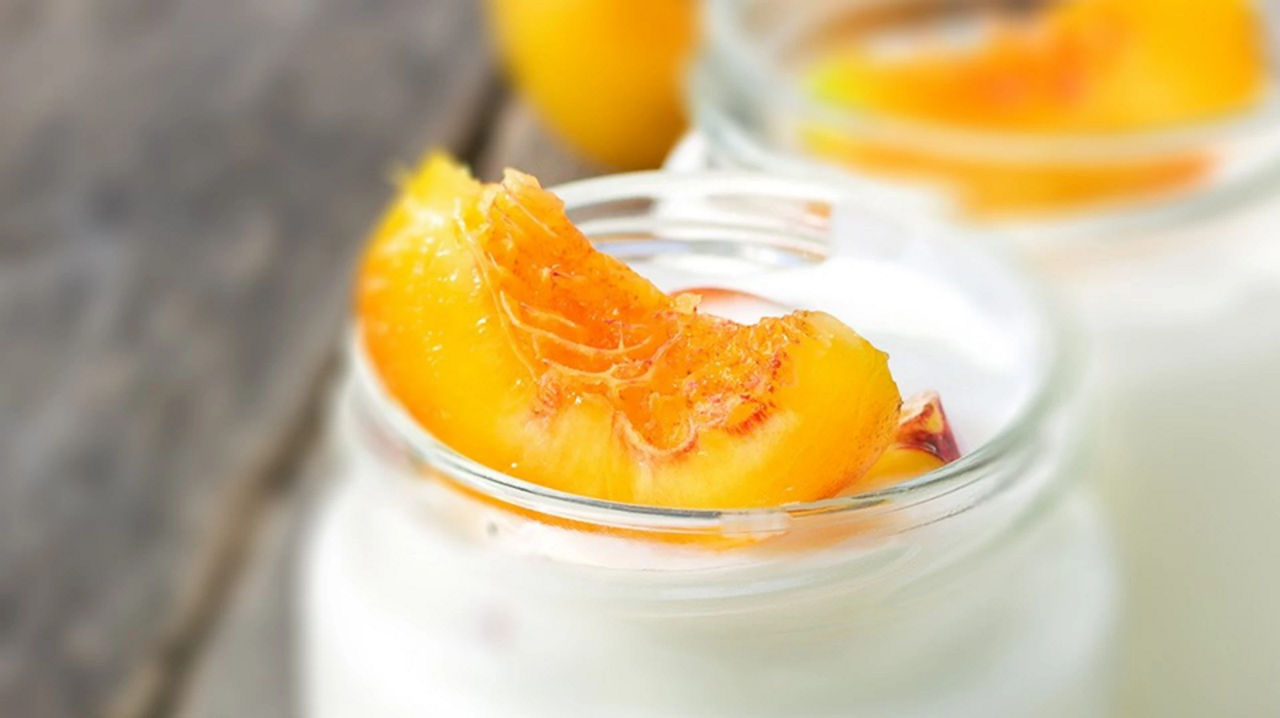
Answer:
[[350, 169, 1078, 537]]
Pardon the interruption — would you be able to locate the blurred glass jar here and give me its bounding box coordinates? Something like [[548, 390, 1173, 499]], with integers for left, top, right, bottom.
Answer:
[[688, 0, 1280, 344], [687, 2, 1280, 713], [300, 172, 1114, 718], [691, 0, 1280, 220]]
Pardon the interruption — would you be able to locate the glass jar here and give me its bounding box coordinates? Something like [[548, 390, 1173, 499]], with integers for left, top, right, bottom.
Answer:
[[687, 3, 1280, 713], [691, 0, 1280, 223], [299, 172, 1114, 717]]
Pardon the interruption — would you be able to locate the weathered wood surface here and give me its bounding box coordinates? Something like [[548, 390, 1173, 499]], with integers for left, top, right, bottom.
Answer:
[[175, 446, 331, 718], [173, 97, 598, 718], [0, 1, 502, 715], [476, 98, 603, 185]]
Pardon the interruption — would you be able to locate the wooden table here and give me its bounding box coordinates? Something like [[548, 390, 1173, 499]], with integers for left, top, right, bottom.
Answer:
[[0, 2, 595, 715]]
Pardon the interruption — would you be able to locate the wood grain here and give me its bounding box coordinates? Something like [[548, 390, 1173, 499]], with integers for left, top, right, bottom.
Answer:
[[175, 445, 333, 718], [0, 1, 498, 716], [173, 98, 596, 718]]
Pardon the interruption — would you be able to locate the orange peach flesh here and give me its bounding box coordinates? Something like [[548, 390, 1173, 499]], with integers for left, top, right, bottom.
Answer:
[[357, 154, 903, 510]]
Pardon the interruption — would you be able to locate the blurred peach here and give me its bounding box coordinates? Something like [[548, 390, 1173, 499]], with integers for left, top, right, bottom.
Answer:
[[486, 0, 695, 169], [803, 0, 1265, 214]]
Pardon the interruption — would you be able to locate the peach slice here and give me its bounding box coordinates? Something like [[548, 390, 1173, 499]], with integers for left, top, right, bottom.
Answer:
[[852, 391, 960, 492], [357, 154, 902, 509]]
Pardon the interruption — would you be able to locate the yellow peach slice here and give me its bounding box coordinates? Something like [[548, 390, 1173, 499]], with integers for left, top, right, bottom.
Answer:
[[357, 154, 902, 509]]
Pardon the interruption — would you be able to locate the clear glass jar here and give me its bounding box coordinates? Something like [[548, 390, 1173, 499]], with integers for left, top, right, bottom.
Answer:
[[687, 4, 1280, 713], [299, 172, 1114, 717]]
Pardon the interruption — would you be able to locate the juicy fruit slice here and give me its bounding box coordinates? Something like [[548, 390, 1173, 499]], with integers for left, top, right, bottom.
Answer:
[[804, 0, 1266, 214], [358, 154, 902, 509], [856, 392, 960, 491]]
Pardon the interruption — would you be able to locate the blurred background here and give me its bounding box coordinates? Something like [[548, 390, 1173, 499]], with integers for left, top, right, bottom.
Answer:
[[3, 0, 1278, 716], [1, 2, 609, 716]]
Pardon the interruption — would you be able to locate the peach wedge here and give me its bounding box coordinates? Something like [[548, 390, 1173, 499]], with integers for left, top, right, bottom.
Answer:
[[357, 154, 902, 509]]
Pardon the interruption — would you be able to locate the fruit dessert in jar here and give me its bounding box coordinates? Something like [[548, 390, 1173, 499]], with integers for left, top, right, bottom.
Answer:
[[686, 2, 1280, 713], [300, 156, 1113, 717], [693, 0, 1279, 219]]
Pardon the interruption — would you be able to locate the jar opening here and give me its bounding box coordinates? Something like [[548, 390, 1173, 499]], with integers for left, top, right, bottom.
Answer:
[[349, 171, 1076, 538]]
